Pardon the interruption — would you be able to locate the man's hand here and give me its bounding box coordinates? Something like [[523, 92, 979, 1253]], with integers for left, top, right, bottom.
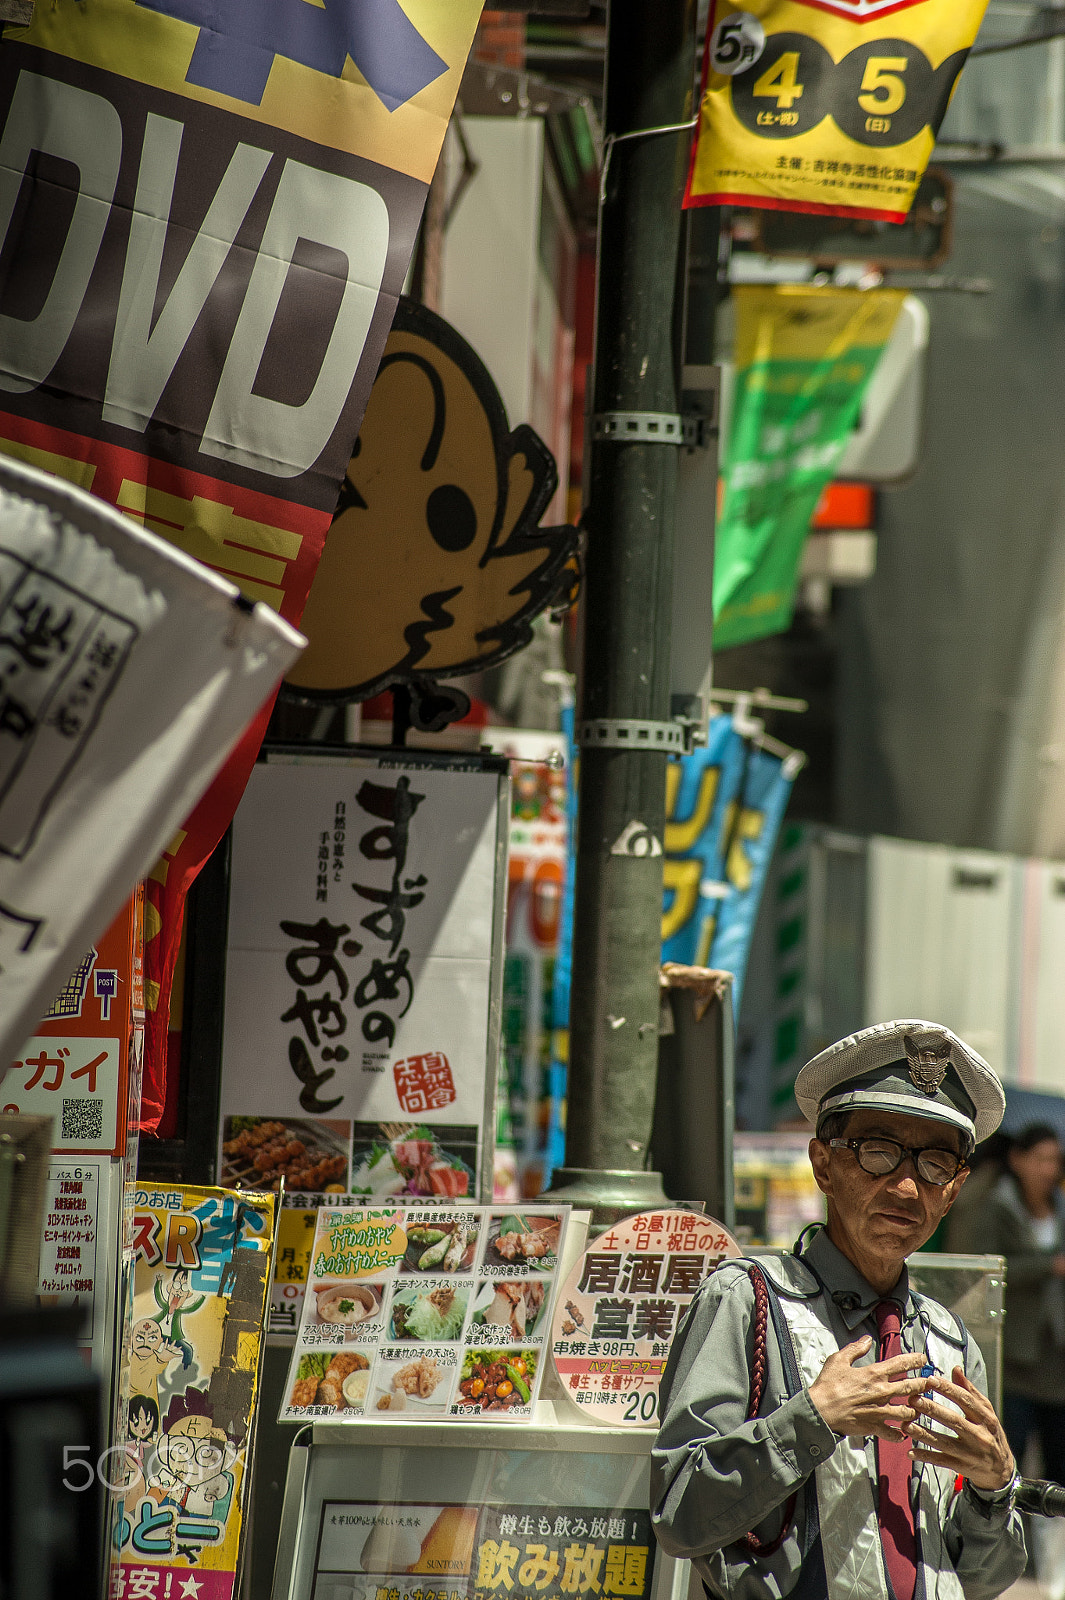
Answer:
[[808, 1336, 931, 1440], [906, 1366, 1015, 1492]]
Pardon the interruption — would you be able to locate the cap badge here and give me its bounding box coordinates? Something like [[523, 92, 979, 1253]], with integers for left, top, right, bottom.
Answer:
[[904, 1033, 951, 1095]]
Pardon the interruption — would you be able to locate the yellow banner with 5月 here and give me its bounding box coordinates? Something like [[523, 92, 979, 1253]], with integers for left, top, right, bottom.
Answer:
[[685, 0, 989, 221]]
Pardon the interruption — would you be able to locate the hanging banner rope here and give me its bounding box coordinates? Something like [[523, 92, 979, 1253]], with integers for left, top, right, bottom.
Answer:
[[685, 0, 990, 221]]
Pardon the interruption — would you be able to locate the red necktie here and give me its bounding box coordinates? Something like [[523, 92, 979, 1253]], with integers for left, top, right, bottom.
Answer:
[[875, 1300, 918, 1600]]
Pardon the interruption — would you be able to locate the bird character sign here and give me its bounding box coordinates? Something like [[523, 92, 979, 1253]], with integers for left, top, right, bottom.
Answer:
[[284, 298, 580, 708]]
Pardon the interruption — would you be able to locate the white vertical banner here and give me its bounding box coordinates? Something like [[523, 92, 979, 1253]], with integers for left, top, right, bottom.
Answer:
[[219, 752, 509, 1203], [0, 455, 303, 1071]]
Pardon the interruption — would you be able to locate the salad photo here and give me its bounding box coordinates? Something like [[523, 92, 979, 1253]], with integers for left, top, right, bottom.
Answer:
[[390, 1281, 470, 1341], [349, 1122, 476, 1200], [457, 1348, 537, 1412]]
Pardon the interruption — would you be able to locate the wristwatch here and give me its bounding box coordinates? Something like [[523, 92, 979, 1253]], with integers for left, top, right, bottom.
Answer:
[[965, 1470, 1021, 1516]]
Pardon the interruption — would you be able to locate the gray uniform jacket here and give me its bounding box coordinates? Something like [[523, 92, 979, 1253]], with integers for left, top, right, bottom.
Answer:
[[651, 1228, 1026, 1600]]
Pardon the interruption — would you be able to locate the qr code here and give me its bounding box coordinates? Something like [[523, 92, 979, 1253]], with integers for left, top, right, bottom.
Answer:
[[61, 1097, 103, 1143]]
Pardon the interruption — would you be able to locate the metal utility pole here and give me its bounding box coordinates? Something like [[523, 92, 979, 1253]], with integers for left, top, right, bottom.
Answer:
[[550, 0, 698, 1212]]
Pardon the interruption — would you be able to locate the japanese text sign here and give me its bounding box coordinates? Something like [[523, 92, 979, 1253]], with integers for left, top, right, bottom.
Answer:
[[551, 1210, 740, 1425], [280, 1205, 568, 1423], [111, 1182, 276, 1600], [686, 0, 989, 221], [38, 1156, 117, 1370], [219, 752, 507, 1202], [312, 1499, 655, 1600], [4, 893, 141, 1154], [0, 456, 300, 1078], [473, 1507, 654, 1600]]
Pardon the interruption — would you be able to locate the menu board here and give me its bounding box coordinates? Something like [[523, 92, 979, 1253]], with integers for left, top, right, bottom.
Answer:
[[37, 1154, 118, 1371], [550, 1210, 740, 1425], [312, 1500, 655, 1600], [279, 1206, 568, 1423]]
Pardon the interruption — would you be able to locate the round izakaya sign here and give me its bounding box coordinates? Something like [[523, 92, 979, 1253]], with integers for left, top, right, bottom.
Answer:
[[551, 1210, 741, 1426]]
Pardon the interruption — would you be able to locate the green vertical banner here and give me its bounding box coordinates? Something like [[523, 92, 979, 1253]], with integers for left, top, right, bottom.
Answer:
[[714, 285, 905, 649]]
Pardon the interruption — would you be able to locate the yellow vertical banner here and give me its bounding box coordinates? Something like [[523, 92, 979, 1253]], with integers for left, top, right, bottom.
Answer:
[[685, 0, 989, 220]]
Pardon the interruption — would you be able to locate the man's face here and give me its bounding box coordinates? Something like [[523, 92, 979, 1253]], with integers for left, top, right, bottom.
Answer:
[[809, 1108, 969, 1283], [133, 1319, 161, 1356]]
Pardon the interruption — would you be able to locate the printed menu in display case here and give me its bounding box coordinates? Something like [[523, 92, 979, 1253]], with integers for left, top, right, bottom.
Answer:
[[110, 1182, 276, 1600], [310, 1500, 655, 1600], [279, 1206, 568, 1423], [219, 752, 509, 1204]]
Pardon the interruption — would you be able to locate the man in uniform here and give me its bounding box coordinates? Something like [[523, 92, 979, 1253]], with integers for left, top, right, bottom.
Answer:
[[652, 1020, 1027, 1600]]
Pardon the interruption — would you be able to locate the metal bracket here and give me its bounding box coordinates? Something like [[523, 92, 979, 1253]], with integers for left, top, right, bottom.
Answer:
[[576, 717, 688, 753], [592, 410, 705, 447]]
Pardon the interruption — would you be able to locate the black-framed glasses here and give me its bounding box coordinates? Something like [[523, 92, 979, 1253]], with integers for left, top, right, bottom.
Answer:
[[828, 1137, 967, 1186]]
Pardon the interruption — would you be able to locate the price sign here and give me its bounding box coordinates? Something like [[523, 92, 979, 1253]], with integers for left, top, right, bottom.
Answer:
[[550, 1210, 740, 1426], [687, 0, 990, 221]]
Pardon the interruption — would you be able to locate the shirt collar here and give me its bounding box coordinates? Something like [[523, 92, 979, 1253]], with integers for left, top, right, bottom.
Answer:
[[799, 1226, 910, 1331]]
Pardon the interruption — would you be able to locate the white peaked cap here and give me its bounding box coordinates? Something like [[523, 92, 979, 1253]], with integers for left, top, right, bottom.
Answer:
[[795, 1019, 1006, 1145]]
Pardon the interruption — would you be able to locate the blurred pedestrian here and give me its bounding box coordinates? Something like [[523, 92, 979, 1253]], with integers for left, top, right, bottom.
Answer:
[[949, 1121, 1065, 1598], [951, 1123, 1065, 1480]]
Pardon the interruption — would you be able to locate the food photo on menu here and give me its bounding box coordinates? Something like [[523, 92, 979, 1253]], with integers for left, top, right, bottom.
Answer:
[[348, 1121, 478, 1199], [456, 1348, 538, 1412], [390, 1280, 470, 1341], [469, 1278, 549, 1340], [482, 1211, 563, 1271], [370, 1347, 456, 1414], [398, 1213, 478, 1274], [278, 1205, 567, 1423], [220, 1114, 350, 1192], [289, 1350, 372, 1414], [314, 1281, 386, 1340]]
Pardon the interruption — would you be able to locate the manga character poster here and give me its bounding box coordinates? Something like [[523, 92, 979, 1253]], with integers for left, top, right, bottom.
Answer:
[[0, 0, 486, 1126], [110, 1182, 276, 1600]]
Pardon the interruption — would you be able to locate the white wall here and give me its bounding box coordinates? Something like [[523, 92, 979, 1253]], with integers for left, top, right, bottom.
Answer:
[[440, 118, 544, 429]]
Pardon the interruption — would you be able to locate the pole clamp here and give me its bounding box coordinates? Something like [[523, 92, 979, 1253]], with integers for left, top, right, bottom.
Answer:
[[576, 717, 688, 753], [592, 410, 705, 447]]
